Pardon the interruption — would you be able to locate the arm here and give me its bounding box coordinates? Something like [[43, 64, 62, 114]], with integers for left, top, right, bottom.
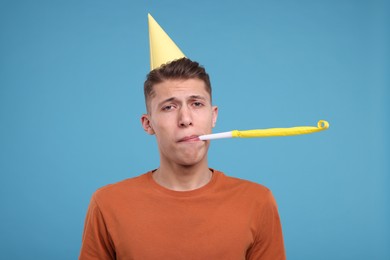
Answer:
[[246, 190, 286, 260], [79, 195, 115, 260]]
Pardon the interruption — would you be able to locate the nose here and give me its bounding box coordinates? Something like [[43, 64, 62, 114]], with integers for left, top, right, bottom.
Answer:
[[178, 106, 193, 128]]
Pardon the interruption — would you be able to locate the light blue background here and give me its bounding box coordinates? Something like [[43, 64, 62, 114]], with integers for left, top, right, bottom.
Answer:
[[1, 0, 389, 259]]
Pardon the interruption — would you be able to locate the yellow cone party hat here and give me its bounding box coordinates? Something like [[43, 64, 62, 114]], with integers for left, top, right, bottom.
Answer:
[[148, 13, 186, 70]]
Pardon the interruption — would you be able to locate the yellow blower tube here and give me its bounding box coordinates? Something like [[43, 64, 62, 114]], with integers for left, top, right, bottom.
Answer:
[[232, 120, 329, 138]]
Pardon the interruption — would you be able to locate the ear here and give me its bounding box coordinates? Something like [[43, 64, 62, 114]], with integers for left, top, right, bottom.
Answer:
[[141, 114, 155, 135], [211, 106, 218, 128]]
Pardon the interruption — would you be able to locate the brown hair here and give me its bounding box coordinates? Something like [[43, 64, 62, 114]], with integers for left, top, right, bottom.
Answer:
[[144, 58, 212, 111]]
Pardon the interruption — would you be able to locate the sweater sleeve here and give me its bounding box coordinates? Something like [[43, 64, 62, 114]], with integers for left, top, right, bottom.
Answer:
[[246, 190, 286, 260], [79, 195, 115, 260]]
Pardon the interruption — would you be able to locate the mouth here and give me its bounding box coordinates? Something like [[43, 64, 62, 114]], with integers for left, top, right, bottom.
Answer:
[[178, 135, 201, 142]]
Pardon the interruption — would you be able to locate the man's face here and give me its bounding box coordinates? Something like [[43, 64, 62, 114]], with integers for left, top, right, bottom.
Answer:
[[141, 78, 218, 167]]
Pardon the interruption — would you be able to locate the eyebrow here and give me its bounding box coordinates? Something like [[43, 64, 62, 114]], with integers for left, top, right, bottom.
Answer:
[[157, 97, 176, 108], [188, 95, 207, 101], [157, 95, 208, 107]]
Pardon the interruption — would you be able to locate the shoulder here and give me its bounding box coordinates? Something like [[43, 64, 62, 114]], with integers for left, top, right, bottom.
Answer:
[[213, 169, 276, 204], [92, 172, 151, 203], [212, 170, 280, 220], [215, 169, 270, 193]]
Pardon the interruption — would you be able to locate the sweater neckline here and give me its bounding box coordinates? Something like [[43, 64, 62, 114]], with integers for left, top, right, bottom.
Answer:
[[146, 168, 220, 197]]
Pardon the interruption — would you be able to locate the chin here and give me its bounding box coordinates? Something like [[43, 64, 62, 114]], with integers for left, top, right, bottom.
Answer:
[[161, 144, 209, 167], [176, 156, 202, 167], [176, 152, 207, 167]]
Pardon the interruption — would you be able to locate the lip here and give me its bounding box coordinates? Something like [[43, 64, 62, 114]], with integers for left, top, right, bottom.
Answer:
[[178, 135, 201, 142]]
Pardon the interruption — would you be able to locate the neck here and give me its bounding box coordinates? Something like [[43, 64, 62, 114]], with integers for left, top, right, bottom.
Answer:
[[153, 162, 212, 191]]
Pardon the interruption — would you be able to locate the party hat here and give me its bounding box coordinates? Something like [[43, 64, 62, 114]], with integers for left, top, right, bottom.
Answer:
[[148, 13, 186, 70]]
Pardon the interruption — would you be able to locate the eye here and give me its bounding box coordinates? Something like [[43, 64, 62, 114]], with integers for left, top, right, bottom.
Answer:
[[192, 102, 204, 108], [162, 105, 175, 111]]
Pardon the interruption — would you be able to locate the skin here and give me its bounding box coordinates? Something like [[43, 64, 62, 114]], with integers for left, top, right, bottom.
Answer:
[[141, 78, 218, 191]]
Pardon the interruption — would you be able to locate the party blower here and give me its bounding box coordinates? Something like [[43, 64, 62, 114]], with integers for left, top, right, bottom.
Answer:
[[198, 120, 329, 141]]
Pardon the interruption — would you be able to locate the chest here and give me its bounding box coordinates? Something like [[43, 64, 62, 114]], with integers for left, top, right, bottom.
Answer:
[[107, 194, 257, 259]]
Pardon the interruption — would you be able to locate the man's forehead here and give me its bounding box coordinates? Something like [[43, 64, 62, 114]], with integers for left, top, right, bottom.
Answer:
[[155, 78, 205, 88], [153, 79, 209, 97]]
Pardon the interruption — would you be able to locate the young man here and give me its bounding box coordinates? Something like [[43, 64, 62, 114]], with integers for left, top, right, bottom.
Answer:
[[79, 58, 286, 259]]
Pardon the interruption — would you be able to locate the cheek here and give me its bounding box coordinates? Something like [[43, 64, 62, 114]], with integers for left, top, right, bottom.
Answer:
[[207, 113, 216, 127], [200, 118, 214, 131], [152, 120, 174, 139]]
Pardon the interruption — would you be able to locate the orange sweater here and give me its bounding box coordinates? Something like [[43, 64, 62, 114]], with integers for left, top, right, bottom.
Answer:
[[79, 170, 285, 260]]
